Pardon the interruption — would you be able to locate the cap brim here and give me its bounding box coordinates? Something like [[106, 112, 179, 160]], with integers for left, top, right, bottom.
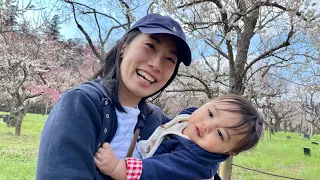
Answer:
[[138, 27, 191, 66]]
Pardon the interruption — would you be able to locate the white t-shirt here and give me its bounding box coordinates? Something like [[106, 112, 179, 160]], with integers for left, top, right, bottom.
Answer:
[[110, 106, 142, 159]]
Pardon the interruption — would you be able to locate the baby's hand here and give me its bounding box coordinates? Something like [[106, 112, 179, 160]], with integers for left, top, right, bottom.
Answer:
[[94, 142, 119, 175]]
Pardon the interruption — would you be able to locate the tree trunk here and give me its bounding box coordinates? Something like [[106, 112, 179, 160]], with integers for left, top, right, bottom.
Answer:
[[310, 122, 314, 136], [216, 2, 259, 179], [284, 121, 287, 133], [300, 111, 304, 134], [24, 100, 30, 115], [269, 124, 272, 140], [45, 100, 49, 115], [15, 110, 24, 136], [42, 104, 46, 115], [274, 120, 281, 132]]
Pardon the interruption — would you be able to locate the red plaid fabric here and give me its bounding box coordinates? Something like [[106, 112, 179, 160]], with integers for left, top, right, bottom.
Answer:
[[125, 157, 143, 180]]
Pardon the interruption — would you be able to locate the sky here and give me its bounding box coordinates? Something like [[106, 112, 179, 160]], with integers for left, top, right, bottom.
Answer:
[[40, 0, 151, 39], [18, 0, 320, 67], [19, 0, 79, 38], [12, 0, 319, 90], [18, 0, 320, 37]]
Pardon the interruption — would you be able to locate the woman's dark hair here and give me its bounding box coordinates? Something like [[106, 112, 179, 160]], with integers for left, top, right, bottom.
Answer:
[[212, 94, 263, 155], [100, 30, 181, 112]]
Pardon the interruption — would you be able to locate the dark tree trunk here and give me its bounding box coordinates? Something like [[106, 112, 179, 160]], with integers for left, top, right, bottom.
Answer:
[[15, 110, 24, 136]]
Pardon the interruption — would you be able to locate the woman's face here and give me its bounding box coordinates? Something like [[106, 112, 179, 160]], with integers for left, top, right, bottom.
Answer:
[[119, 33, 178, 106]]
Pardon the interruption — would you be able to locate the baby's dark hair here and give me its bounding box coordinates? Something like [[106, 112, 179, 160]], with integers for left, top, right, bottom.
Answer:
[[213, 94, 263, 155]]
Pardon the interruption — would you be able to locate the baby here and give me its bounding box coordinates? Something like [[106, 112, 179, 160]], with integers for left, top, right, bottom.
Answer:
[[94, 94, 263, 180]]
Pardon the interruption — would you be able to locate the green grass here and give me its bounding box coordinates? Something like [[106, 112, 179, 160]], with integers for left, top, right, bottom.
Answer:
[[1, 112, 319, 179], [0, 112, 47, 180], [233, 132, 320, 180]]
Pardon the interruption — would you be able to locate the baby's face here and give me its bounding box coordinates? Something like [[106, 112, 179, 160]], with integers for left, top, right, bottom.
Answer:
[[182, 100, 246, 155]]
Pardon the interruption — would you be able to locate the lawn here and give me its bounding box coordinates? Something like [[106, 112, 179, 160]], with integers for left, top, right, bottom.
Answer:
[[0, 112, 319, 180], [0, 112, 46, 180], [232, 132, 320, 180]]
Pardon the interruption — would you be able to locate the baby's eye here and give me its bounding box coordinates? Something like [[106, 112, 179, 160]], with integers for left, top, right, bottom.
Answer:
[[208, 109, 213, 117], [217, 129, 224, 140]]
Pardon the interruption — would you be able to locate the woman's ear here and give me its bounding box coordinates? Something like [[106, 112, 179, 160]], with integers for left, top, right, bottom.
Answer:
[[121, 43, 127, 54]]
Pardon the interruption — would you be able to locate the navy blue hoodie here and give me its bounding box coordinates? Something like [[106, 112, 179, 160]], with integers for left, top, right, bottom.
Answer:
[[36, 79, 170, 180]]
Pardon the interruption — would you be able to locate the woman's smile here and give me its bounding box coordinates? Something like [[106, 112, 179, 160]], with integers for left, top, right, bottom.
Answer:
[[136, 69, 156, 84]]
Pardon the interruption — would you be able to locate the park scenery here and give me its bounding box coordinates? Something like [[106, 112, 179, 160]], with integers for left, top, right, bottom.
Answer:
[[0, 112, 319, 180], [0, 0, 319, 180]]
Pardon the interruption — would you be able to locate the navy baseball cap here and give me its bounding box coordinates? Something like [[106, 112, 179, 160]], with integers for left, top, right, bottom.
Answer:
[[129, 14, 192, 66]]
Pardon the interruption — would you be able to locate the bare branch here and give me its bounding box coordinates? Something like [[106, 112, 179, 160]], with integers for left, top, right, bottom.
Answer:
[[242, 17, 294, 78], [177, 73, 213, 98], [263, 2, 318, 22], [246, 62, 281, 81], [25, 93, 43, 100], [200, 53, 215, 73], [119, 0, 131, 29], [65, 0, 103, 61], [267, 73, 312, 87], [166, 89, 207, 93], [37, 73, 47, 84], [102, 24, 128, 48], [147, 2, 154, 14], [204, 39, 228, 59], [177, 0, 206, 9], [16, 63, 28, 92]]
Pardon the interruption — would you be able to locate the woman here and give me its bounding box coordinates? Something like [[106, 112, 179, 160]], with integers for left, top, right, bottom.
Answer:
[[36, 13, 191, 180]]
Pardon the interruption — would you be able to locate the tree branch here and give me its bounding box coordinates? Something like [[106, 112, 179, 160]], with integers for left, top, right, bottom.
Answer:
[[65, 0, 103, 61], [177, 73, 213, 98], [204, 39, 228, 59], [242, 16, 294, 78], [263, 1, 318, 22], [177, 0, 206, 9]]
